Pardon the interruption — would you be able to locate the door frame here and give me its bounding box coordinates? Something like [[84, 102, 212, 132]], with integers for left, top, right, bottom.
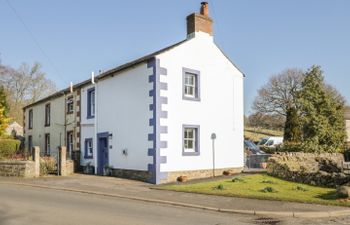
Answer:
[[97, 132, 109, 175]]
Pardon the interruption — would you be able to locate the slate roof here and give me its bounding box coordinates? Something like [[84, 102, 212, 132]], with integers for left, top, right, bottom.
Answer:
[[23, 39, 187, 109]]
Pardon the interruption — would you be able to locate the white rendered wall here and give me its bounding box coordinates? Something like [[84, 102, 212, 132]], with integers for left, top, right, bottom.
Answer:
[[96, 63, 153, 171], [158, 32, 244, 172], [24, 96, 66, 157], [80, 84, 96, 166]]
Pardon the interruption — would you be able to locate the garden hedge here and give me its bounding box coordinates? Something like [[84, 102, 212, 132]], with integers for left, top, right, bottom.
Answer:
[[0, 139, 20, 160]]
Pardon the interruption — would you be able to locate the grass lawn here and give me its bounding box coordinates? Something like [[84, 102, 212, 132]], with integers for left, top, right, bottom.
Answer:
[[158, 174, 350, 207]]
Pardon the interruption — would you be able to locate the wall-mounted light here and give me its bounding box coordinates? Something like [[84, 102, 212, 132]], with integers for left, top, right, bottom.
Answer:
[[122, 149, 128, 156]]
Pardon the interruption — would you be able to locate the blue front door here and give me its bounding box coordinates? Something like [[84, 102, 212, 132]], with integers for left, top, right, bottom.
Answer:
[[97, 135, 109, 175]]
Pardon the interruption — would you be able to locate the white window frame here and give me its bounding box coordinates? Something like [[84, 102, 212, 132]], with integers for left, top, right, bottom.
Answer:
[[28, 109, 33, 129], [182, 125, 200, 156], [184, 73, 196, 98], [90, 90, 95, 117], [182, 68, 200, 101], [67, 96, 74, 114]]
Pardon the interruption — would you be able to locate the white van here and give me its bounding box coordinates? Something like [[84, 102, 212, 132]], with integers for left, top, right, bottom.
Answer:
[[258, 136, 283, 147]]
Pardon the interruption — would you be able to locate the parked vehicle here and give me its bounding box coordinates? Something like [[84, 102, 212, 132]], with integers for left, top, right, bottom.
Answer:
[[244, 140, 266, 155], [258, 136, 283, 147]]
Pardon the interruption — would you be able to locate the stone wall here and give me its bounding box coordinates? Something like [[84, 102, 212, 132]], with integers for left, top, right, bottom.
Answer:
[[111, 169, 151, 182], [66, 160, 74, 176], [267, 152, 350, 188], [163, 167, 243, 184], [0, 161, 36, 178]]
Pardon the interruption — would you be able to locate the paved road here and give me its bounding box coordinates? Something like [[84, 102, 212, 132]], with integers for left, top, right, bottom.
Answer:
[[0, 184, 254, 225], [1, 183, 350, 225]]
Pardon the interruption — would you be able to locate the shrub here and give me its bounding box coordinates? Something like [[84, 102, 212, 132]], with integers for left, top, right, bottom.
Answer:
[[261, 180, 277, 185], [0, 139, 20, 160], [261, 142, 303, 154], [216, 184, 225, 190], [294, 186, 308, 192], [232, 177, 245, 183], [261, 186, 277, 193], [40, 157, 57, 175]]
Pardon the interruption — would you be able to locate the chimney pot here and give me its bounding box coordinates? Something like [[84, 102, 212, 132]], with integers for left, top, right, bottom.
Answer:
[[200, 2, 209, 16]]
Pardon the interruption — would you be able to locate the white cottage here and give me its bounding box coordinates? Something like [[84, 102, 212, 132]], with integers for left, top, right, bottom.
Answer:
[[24, 2, 244, 184], [80, 2, 244, 184]]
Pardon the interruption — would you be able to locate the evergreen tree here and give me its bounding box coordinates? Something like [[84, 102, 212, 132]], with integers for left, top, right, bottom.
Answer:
[[283, 106, 302, 142], [0, 107, 9, 137], [299, 65, 346, 152], [0, 86, 9, 116]]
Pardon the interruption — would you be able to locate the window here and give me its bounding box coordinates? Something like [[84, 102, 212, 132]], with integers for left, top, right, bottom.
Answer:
[[28, 109, 33, 129], [45, 103, 50, 126], [45, 133, 50, 156], [28, 135, 33, 153], [87, 88, 95, 118], [67, 131, 74, 157], [67, 96, 74, 114], [183, 68, 200, 101], [183, 125, 200, 156], [84, 138, 93, 159]]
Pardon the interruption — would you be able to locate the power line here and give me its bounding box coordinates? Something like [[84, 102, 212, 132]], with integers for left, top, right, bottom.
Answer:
[[209, 0, 222, 36], [4, 0, 68, 85]]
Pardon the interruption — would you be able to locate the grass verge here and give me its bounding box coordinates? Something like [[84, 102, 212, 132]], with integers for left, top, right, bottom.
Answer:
[[157, 174, 350, 207]]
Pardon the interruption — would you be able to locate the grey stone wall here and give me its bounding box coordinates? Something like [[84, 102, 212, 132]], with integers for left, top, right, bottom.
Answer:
[[163, 167, 243, 184], [267, 152, 350, 187], [0, 161, 36, 178], [111, 169, 151, 182]]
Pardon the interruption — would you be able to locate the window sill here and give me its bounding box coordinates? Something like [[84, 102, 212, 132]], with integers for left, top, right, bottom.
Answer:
[[84, 156, 93, 159], [87, 115, 95, 119], [182, 151, 200, 156], [182, 96, 201, 102]]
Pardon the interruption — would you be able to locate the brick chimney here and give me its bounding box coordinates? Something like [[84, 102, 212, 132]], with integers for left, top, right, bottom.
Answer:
[[187, 2, 213, 37]]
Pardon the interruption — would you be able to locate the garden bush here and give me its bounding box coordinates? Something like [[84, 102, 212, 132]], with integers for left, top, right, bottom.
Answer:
[[260, 142, 303, 154], [40, 157, 57, 175], [0, 139, 20, 160]]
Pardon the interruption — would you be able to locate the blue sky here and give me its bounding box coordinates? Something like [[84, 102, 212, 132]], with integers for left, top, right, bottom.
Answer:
[[1, 0, 349, 114]]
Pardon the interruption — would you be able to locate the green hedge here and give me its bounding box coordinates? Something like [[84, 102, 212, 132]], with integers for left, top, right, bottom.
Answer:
[[260, 142, 304, 154], [0, 139, 21, 160]]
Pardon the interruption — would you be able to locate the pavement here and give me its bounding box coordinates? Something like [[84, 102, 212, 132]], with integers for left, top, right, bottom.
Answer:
[[0, 174, 349, 219]]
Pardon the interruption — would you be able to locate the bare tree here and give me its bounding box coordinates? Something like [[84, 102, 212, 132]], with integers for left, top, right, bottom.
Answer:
[[0, 62, 57, 124], [253, 68, 304, 116]]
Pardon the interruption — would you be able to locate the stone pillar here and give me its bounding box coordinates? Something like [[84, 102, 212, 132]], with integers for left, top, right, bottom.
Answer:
[[59, 146, 67, 176], [33, 146, 40, 178]]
